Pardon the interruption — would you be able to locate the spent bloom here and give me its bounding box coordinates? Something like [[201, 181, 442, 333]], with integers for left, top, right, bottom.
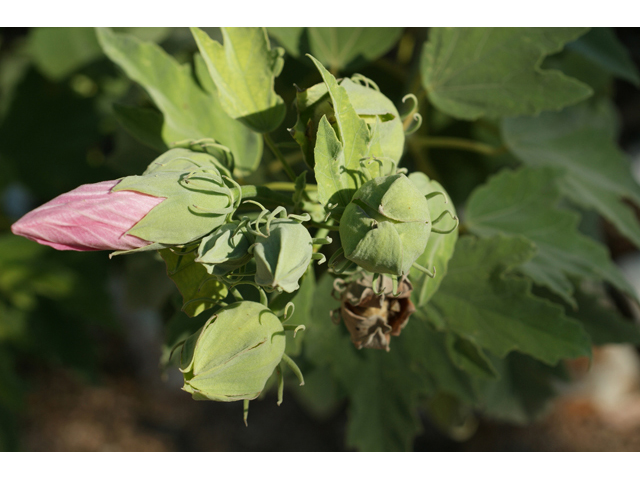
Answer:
[[10, 180, 164, 252]]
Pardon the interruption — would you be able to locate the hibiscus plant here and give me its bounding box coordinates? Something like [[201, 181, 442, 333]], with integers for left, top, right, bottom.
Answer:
[[4, 27, 640, 451]]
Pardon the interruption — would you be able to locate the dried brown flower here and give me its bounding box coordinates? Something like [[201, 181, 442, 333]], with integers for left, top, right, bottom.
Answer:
[[332, 274, 415, 351]]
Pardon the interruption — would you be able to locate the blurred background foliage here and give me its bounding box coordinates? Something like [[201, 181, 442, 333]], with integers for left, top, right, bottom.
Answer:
[[1, 27, 640, 451]]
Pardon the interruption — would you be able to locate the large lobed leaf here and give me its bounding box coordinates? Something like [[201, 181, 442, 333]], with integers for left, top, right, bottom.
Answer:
[[268, 27, 403, 73], [564, 28, 640, 86], [502, 101, 640, 249], [421, 27, 592, 120], [466, 167, 636, 306], [96, 27, 262, 177], [191, 27, 286, 134], [303, 273, 424, 451], [424, 236, 592, 364]]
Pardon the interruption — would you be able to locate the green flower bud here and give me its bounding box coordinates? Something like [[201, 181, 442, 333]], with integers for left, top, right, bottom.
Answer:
[[253, 218, 313, 293], [196, 221, 254, 276], [291, 76, 404, 168], [179, 301, 285, 402], [339, 174, 431, 276]]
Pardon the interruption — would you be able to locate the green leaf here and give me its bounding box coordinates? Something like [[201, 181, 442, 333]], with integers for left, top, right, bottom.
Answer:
[[29, 27, 102, 80], [565, 28, 640, 86], [267, 28, 306, 58], [191, 27, 286, 134], [466, 167, 636, 306], [567, 284, 640, 346], [408, 172, 458, 306], [502, 101, 640, 249], [303, 273, 476, 451], [291, 366, 344, 420], [112, 103, 166, 152], [309, 56, 390, 211], [159, 249, 228, 317], [406, 312, 480, 404], [475, 352, 568, 424], [421, 27, 592, 120], [96, 27, 262, 177], [425, 236, 592, 364], [305, 28, 403, 73], [29, 27, 171, 81], [445, 333, 498, 380]]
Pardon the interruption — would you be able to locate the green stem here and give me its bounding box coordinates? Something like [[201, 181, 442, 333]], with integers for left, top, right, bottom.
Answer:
[[264, 182, 318, 192], [414, 136, 507, 156], [264, 133, 297, 181], [308, 221, 339, 232], [240, 185, 293, 206]]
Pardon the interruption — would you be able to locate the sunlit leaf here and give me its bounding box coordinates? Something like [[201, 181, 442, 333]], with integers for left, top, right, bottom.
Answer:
[[421, 27, 592, 120], [270, 28, 403, 73], [191, 27, 286, 133], [96, 27, 262, 177]]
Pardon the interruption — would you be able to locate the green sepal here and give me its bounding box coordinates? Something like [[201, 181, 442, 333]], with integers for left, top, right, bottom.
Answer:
[[308, 57, 394, 211], [113, 151, 238, 245], [409, 172, 458, 307], [292, 76, 403, 169]]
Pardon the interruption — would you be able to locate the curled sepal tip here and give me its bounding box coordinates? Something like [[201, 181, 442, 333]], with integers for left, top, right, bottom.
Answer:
[[281, 353, 305, 386], [243, 399, 250, 426]]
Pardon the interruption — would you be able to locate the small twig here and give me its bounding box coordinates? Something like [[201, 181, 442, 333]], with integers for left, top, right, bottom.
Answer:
[[413, 136, 507, 156], [264, 133, 297, 181]]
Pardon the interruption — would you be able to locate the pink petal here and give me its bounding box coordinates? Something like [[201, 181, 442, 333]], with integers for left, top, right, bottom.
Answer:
[[11, 179, 165, 251]]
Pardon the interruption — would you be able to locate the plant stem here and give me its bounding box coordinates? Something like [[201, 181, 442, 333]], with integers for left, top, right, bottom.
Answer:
[[308, 221, 339, 231], [264, 182, 318, 192], [264, 133, 297, 181], [414, 136, 507, 156], [240, 185, 293, 206]]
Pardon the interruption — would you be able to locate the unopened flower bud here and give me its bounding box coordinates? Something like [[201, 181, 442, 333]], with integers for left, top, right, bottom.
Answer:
[[179, 301, 285, 401], [196, 221, 254, 276], [339, 174, 431, 276], [10, 180, 164, 251], [253, 218, 313, 293], [292, 76, 404, 168]]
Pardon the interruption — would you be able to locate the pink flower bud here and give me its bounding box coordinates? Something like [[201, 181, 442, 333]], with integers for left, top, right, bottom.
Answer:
[[11, 180, 165, 252]]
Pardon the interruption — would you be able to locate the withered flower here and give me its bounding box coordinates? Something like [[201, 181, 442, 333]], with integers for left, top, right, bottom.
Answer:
[[332, 274, 415, 352]]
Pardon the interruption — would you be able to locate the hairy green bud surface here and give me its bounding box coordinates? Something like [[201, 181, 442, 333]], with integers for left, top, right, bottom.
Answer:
[[292, 76, 404, 168], [179, 301, 285, 402], [253, 218, 313, 293], [196, 221, 254, 276], [339, 174, 431, 276]]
